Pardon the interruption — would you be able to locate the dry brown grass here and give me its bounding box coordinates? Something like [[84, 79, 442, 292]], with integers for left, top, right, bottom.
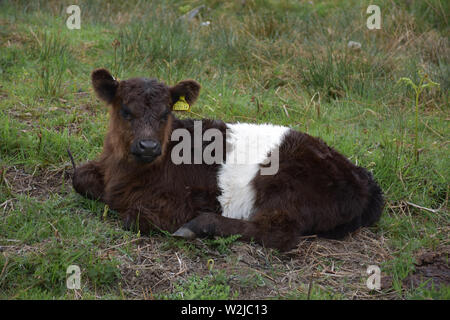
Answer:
[[116, 229, 401, 299]]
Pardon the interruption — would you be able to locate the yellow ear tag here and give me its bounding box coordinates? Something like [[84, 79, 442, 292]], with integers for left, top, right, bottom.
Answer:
[[173, 96, 190, 112]]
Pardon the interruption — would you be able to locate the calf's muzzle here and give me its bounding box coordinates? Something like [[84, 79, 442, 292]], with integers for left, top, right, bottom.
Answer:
[[131, 139, 162, 163]]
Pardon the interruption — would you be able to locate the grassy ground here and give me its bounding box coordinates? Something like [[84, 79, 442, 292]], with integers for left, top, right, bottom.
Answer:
[[0, 0, 448, 300]]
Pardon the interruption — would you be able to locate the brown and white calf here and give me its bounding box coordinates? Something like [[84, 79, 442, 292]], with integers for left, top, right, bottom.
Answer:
[[72, 68, 384, 251]]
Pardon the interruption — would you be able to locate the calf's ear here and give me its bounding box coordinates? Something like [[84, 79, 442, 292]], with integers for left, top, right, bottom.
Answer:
[[91, 68, 118, 103], [169, 80, 201, 108]]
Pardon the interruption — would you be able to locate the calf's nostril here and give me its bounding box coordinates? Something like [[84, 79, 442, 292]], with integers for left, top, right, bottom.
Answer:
[[139, 140, 157, 150], [138, 140, 161, 156]]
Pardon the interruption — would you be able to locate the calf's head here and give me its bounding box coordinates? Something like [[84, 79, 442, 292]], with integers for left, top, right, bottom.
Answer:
[[91, 68, 200, 164]]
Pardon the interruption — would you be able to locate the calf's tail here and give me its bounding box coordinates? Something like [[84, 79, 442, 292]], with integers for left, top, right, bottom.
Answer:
[[319, 169, 384, 239], [360, 171, 384, 228]]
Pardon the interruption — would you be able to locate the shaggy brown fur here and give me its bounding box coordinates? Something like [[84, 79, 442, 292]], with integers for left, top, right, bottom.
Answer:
[[72, 68, 384, 251]]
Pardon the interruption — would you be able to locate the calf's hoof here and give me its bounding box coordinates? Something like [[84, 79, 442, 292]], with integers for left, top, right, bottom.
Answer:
[[172, 227, 196, 239]]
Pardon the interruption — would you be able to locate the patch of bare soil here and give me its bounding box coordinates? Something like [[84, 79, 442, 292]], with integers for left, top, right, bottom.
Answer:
[[1, 165, 72, 198], [119, 229, 399, 300], [403, 247, 450, 291]]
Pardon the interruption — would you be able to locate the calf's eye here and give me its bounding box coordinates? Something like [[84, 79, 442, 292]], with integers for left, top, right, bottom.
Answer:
[[120, 105, 133, 120]]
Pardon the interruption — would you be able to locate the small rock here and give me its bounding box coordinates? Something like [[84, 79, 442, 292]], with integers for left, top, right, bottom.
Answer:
[[348, 41, 362, 50], [180, 5, 205, 21]]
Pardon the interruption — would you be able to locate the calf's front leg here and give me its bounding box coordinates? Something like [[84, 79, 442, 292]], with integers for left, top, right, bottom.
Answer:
[[173, 212, 301, 251], [72, 161, 105, 201]]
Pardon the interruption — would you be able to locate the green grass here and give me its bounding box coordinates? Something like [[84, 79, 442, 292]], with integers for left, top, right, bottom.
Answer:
[[0, 0, 448, 300], [160, 271, 239, 300]]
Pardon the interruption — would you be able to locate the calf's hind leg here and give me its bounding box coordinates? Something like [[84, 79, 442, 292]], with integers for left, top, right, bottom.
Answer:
[[173, 211, 302, 251], [72, 161, 105, 201]]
